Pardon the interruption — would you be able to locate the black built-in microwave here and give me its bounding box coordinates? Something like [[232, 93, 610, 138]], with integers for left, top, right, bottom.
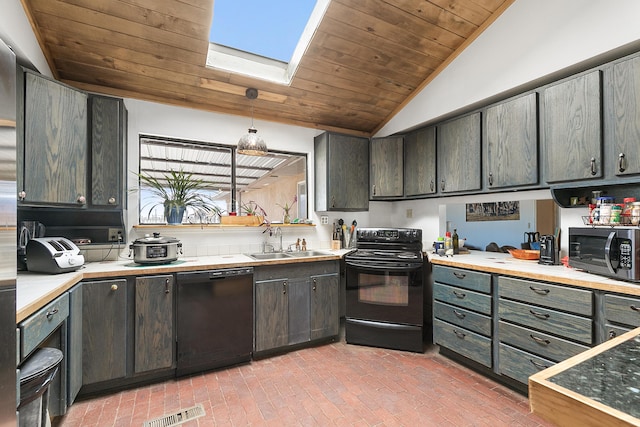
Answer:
[[568, 227, 640, 282]]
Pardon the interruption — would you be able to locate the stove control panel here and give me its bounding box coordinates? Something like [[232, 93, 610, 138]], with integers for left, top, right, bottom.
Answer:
[[357, 228, 422, 243]]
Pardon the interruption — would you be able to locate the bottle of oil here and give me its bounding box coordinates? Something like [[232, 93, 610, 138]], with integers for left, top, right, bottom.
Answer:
[[453, 229, 459, 254]]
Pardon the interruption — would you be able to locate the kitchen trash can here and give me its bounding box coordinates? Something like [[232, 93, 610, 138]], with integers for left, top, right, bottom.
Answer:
[[18, 347, 63, 427]]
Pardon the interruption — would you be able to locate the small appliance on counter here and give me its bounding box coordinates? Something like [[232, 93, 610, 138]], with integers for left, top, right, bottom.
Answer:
[[539, 234, 560, 265], [25, 237, 85, 274], [17, 221, 46, 271], [129, 232, 182, 265]]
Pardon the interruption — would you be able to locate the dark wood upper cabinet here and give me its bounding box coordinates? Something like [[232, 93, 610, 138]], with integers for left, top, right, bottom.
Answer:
[[404, 126, 436, 197], [542, 71, 602, 183], [437, 113, 482, 194], [485, 93, 539, 189], [370, 136, 403, 199]]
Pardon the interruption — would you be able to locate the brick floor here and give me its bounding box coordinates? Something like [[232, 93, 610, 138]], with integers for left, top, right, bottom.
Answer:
[[53, 342, 552, 426]]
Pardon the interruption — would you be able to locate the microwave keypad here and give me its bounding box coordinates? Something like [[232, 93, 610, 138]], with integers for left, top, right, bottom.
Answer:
[[619, 239, 632, 269]]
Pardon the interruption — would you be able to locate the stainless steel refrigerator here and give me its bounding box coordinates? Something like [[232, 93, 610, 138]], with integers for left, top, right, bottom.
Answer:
[[0, 36, 17, 427]]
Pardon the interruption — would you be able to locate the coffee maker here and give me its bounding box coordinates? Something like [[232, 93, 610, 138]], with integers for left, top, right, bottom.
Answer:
[[18, 221, 45, 270], [538, 234, 559, 265]]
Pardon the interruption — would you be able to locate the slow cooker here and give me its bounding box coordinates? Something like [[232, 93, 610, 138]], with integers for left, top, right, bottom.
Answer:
[[129, 232, 182, 265]]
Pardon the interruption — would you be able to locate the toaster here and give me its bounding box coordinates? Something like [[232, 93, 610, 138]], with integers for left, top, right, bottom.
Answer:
[[26, 237, 85, 274]]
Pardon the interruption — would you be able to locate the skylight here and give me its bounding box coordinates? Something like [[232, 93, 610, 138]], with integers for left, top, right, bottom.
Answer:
[[206, 0, 330, 85]]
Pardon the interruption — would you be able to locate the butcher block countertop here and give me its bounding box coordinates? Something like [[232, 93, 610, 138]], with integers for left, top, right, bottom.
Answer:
[[529, 326, 640, 427], [427, 250, 640, 297], [17, 250, 350, 323]]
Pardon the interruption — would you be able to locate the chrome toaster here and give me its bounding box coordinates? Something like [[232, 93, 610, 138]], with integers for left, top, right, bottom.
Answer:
[[25, 237, 85, 274]]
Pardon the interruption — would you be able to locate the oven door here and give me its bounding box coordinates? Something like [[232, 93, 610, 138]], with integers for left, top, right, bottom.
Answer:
[[345, 259, 423, 326]]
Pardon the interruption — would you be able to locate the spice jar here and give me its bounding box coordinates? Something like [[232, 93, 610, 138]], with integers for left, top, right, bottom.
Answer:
[[596, 196, 614, 224], [622, 197, 636, 224], [632, 202, 640, 226], [610, 204, 622, 224]]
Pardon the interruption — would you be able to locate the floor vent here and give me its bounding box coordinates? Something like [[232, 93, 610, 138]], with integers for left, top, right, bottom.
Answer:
[[143, 404, 205, 427]]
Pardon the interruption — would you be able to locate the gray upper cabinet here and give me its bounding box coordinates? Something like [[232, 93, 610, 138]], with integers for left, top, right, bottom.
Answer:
[[542, 71, 602, 183], [89, 95, 127, 208], [314, 132, 369, 211], [485, 93, 539, 189], [404, 126, 436, 197], [437, 113, 481, 193], [606, 54, 640, 177], [370, 136, 403, 198], [21, 71, 88, 206]]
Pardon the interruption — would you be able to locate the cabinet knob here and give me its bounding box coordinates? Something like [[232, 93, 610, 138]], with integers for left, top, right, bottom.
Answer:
[[590, 157, 597, 176], [108, 197, 116, 205], [312, 278, 317, 291], [111, 284, 118, 291], [18, 191, 26, 201], [77, 195, 86, 204], [282, 281, 287, 294], [618, 153, 626, 173]]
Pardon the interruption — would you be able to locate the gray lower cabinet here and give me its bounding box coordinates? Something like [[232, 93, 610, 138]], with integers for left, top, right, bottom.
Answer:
[[485, 93, 538, 189], [432, 266, 492, 368], [370, 136, 403, 199], [497, 275, 594, 385], [67, 284, 82, 406], [437, 113, 482, 194], [601, 293, 640, 340], [134, 275, 174, 373], [81, 278, 128, 386], [404, 126, 436, 197], [314, 132, 369, 211], [542, 70, 602, 183], [254, 261, 340, 354]]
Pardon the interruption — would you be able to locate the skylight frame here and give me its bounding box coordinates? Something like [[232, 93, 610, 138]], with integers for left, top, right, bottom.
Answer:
[[206, 0, 331, 85]]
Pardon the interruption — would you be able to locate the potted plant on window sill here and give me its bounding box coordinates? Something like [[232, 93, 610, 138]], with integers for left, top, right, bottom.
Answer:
[[221, 201, 266, 226], [138, 169, 221, 225]]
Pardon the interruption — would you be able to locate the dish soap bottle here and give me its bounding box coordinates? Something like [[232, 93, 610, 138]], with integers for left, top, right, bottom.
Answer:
[[453, 229, 459, 254]]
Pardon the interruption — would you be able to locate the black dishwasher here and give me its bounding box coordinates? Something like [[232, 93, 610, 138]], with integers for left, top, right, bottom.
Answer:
[[176, 267, 253, 376]]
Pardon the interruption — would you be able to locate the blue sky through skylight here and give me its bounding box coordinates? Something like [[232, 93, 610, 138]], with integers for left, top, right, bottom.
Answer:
[[210, 0, 317, 63]]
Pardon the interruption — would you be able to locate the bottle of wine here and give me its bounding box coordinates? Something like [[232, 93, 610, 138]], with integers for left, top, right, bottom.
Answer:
[[453, 229, 459, 254]]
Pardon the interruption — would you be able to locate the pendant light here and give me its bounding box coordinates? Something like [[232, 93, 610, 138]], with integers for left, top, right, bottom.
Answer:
[[237, 88, 267, 156]]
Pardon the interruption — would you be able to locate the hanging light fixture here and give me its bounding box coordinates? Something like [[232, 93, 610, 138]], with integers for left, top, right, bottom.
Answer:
[[237, 88, 267, 156]]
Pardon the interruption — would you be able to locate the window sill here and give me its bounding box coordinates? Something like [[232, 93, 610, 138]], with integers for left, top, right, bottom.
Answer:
[[133, 223, 315, 229]]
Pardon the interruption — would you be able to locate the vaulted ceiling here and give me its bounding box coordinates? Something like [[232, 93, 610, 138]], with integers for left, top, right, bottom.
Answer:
[[20, 0, 514, 136]]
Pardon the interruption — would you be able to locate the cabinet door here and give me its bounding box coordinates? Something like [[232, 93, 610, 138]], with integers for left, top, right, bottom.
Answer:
[[288, 278, 310, 345], [543, 71, 602, 183], [67, 285, 82, 405], [314, 132, 369, 211], [81, 279, 127, 385], [310, 273, 339, 340], [608, 55, 640, 176], [404, 126, 436, 196], [437, 113, 481, 193], [90, 95, 125, 208], [23, 72, 87, 205], [134, 275, 174, 374], [255, 279, 288, 352], [485, 93, 538, 188], [370, 136, 403, 198]]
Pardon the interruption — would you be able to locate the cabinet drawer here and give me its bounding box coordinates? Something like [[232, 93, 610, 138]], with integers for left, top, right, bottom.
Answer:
[[434, 301, 492, 336], [498, 343, 554, 385], [499, 321, 589, 362], [498, 276, 592, 316], [604, 323, 632, 341], [499, 299, 593, 344], [433, 266, 491, 294], [433, 283, 491, 315], [433, 318, 492, 367], [20, 292, 69, 359], [604, 294, 640, 327]]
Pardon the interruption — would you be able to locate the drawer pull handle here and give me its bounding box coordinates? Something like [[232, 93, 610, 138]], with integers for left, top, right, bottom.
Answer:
[[529, 359, 550, 371], [631, 305, 640, 312], [165, 278, 170, 294], [529, 309, 550, 320], [529, 286, 550, 295], [453, 272, 466, 279], [530, 334, 551, 346], [46, 308, 58, 319], [453, 329, 466, 339], [452, 290, 466, 299], [283, 282, 287, 295], [453, 309, 466, 319]]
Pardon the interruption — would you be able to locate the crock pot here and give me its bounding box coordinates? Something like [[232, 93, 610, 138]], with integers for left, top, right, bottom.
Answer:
[[129, 232, 182, 265]]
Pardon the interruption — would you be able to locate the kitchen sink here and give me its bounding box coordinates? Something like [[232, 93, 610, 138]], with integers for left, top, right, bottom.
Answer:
[[289, 250, 331, 257], [247, 252, 294, 260]]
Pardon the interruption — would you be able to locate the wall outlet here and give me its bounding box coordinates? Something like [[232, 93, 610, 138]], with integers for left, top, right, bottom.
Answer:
[[108, 228, 124, 242], [320, 215, 329, 225], [406, 209, 413, 218]]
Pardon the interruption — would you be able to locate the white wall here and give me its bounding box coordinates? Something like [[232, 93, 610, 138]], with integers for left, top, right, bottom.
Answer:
[[3, 0, 640, 255]]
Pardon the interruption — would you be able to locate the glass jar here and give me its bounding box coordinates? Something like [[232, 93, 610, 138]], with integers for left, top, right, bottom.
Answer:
[[610, 204, 622, 224], [623, 197, 636, 224], [632, 202, 640, 226]]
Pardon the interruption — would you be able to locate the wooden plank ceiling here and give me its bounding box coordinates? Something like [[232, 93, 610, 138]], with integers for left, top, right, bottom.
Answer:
[[20, 0, 513, 136]]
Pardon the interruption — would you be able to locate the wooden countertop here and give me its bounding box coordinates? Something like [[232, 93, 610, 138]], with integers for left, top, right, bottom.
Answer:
[[17, 250, 350, 323], [528, 327, 640, 427], [427, 251, 640, 296]]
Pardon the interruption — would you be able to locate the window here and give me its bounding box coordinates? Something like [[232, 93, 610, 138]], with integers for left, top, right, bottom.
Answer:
[[138, 135, 307, 224]]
